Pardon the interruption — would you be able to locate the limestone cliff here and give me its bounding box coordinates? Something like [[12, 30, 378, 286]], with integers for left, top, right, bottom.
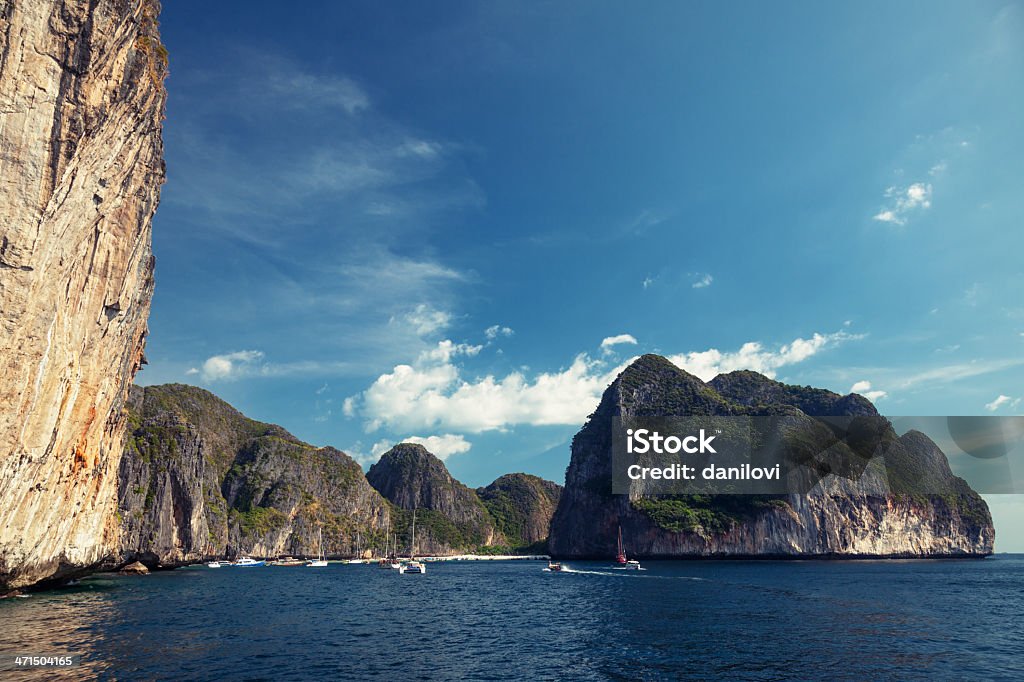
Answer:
[[117, 384, 391, 566], [548, 355, 994, 559], [477, 473, 561, 550], [366, 443, 502, 555], [0, 0, 166, 589]]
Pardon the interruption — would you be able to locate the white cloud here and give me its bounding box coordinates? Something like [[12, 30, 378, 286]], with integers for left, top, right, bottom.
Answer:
[[692, 273, 714, 289], [347, 439, 396, 467], [342, 396, 357, 418], [849, 380, 887, 402], [667, 331, 859, 382], [348, 329, 855, 434], [642, 276, 654, 290], [356, 348, 617, 434], [419, 339, 483, 364], [185, 367, 199, 376], [600, 334, 638, 354], [402, 434, 472, 461], [397, 139, 442, 159], [873, 182, 933, 226], [892, 358, 1024, 389], [485, 325, 514, 340], [985, 395, 1020, 412], [401, 304, 452, 336], [263, 60, 369, 115], [929, 161, 948, 176], [198, 350, 265, 381], [625, 209, 668, 235]]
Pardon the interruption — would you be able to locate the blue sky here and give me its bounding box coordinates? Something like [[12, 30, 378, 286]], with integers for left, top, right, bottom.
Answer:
[[144, 2, 1024, 546]]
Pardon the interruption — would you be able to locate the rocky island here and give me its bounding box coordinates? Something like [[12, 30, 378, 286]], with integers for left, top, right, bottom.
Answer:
[[548, 355, 994, 559], [115, 384, 561, 569]]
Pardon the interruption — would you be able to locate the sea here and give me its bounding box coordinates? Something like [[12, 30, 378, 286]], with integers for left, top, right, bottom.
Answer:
[[2, 556, 1022, 681]]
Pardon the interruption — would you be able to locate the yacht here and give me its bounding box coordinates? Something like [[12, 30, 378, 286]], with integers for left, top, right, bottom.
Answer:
[[378, 522, 398, 568], [398, 509, 426, 574], [205, 561, 223, 568], [344, 531, 364, 564], [307, 527, 328, 567], [233, 557, 265, 567]]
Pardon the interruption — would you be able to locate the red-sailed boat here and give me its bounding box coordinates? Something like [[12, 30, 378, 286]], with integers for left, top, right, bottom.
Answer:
[[616, 526, 641, 570]]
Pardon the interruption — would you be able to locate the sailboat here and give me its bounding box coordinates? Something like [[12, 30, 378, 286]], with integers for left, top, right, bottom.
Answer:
[[388, 533, 401, 570], [398, 508, 425, 574], [307, 526, 328, 567], [345, 531, 365, 564], [378, 520, 393, 569], [615, 525, 640, 570]]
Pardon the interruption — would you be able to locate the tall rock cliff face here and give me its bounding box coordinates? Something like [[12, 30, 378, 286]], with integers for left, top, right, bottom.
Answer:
[[548, 355, 994, 559], [477, 473, 561, 550], [117, 385, 390, 566], [367, 444, 502, 555], [0, 0, 166, 589]]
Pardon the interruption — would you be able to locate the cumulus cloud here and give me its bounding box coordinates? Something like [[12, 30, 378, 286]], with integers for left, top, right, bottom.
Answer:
[[985, 395, 1020, 412], [347, 329, 855, 434], [342, 396, 357, 418], [691, 273, 714, 289], [347, 439, 396, 467], [196, 350, 266, 381], [357, 350, 613, 433], [849, 380, 888, 402], [485, 325, 514, 340], [873, 182, 933, 226], [400, 304, 452, 336], [402, 434, 472, 460], [600, 334, 638, 354], [642, 276, 654, 290], [667, 331, 859, 382]]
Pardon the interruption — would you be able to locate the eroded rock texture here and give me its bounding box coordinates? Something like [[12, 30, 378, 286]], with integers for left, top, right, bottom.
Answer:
[[548, 355, 994, 559], [0, 0, 165, 589]]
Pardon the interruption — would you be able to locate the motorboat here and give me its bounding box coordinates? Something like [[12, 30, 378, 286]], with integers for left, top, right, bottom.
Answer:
[[625, 559, 641, 570], [269, 556, 305, 567], [547, 561, 563, 572], [233, 557, 265, 567], [205, 561, 223, 568]]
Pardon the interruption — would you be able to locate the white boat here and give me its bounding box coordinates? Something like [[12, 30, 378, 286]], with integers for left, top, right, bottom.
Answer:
[[615, 526, 641, 570], [388, 533, 402, 569], [344, 531, 365, 563], [205, 561, 223, 568], [307, 527, 328, 567], [233, 557, 265, 567], [398, 509, 426, 574]]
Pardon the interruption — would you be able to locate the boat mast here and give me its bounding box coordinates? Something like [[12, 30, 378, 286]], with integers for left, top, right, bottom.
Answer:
[[411, 508, 417, 559]]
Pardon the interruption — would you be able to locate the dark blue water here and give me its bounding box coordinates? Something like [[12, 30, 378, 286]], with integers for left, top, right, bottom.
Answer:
[[2, 557, 1022, 680]]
